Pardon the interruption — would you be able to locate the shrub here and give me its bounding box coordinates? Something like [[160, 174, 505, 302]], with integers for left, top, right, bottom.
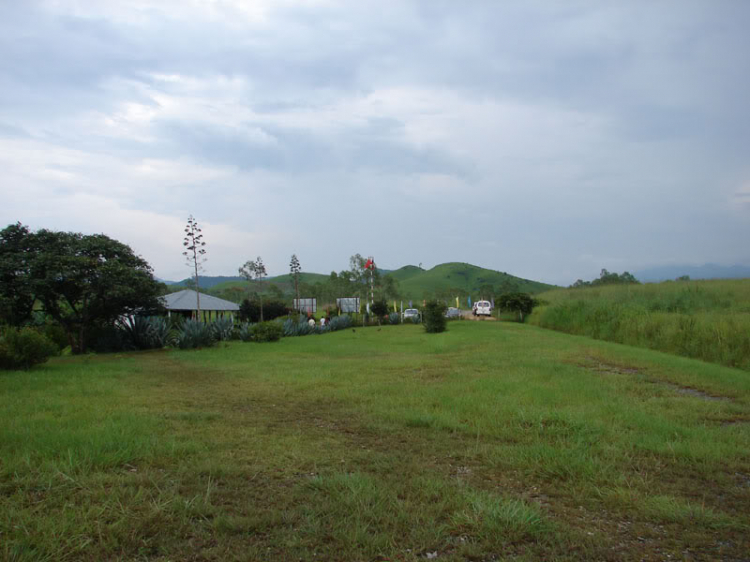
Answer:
[[0, 327, 58, 370], [239, 299, 259, 323], [325, 304, 339, 316], [210, 318, 235, 342], [252, 321, 283, 343], [86, 325, 126, 353], [237, 322, 254, 342], [240, 299, 290, 323], [371, 299, 389, 324], [175, 320, 215, 349], [388, 312, 400, 325], [328, 315, 352, 331], [423, 300, 447, 333], [42, 321, 68, 351]]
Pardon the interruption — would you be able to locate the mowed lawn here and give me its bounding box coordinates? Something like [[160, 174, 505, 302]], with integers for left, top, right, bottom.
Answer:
[[2, 322, 750, 561]]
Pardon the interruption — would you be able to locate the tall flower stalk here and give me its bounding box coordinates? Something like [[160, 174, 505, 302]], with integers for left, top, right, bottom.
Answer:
[[183, 215, 207, 320]]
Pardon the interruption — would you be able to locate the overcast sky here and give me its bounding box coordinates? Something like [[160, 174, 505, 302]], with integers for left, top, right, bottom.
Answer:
[[2, 0, 749, 285]]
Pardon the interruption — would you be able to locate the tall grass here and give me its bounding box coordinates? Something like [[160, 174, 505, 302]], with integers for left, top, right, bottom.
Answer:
[[530, 279, 750, 370]]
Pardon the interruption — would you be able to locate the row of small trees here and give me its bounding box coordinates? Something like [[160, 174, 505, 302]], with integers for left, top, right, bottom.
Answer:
[[184, 216, 306, 323], [570, 269, 639, 288]]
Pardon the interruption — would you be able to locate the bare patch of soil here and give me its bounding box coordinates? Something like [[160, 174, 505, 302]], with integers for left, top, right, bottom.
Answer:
[[580, 356, 732, 402]]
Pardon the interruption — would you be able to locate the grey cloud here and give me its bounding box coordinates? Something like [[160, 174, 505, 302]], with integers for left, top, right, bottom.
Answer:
[[1, 0, 750, 285]]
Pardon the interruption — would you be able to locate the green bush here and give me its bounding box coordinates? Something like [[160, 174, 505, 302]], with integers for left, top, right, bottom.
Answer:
[[86, 325, 126, 353], [388, 312, 400, 325], [42, 321, 68, 351], [423, 300, 447, 333], [239, 299, 290, 322], [371, 299, 389, 324], [251, 321, 283, 343], [0, 327, 58, 370]]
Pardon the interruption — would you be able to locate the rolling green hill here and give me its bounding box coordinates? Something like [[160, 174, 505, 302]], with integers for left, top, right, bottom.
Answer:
[[389, 262, 555, 300], [387, 265, 423, 283], [194, 264, 553, 303], [208, 273, 330, 302]]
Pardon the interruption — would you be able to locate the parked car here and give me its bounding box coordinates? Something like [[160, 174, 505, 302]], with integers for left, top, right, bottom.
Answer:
[[473, 300, 492, 317], [403, 308, 420, 321], [445, 307, 460, 318]]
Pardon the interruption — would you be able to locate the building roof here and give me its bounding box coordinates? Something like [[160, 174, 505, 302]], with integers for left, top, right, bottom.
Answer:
[[161, 289, 240, 312]]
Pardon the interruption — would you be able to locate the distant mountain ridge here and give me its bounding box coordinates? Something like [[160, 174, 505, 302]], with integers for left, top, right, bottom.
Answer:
[[166, 273, 329, 290], [634, 264, 750, 282], [166, 275, 243, 289]]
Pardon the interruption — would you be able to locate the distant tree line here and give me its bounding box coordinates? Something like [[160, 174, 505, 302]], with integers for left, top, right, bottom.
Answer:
[[210, 253, 402, 307], [570, 269, 640, 289]]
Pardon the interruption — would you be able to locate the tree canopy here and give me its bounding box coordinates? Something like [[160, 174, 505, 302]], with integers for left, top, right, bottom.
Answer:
[[0, 224, 163, 353], [497, 292, 536, 322], [0, 223, 37, 326], [571, 269, 640, 288]]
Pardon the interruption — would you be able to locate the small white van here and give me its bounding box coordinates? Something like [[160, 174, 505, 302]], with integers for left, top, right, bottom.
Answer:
[[473, 300, 492, 316]]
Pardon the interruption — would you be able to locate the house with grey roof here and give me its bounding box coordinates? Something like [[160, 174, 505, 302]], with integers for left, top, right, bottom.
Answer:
[[161, 290, 239, 322]]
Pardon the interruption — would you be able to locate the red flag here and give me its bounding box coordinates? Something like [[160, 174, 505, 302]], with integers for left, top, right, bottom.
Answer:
[[364, 258, 373, 270]]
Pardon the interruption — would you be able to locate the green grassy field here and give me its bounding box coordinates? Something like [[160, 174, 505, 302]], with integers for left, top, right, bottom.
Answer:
[[530, 279, 750, 371], [2, 322, 749, 561]]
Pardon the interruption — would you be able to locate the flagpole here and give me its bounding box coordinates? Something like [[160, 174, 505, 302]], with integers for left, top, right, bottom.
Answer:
[[370, 256, 374, 304]]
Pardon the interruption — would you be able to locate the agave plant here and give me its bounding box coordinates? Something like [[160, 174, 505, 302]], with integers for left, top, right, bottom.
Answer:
[[210, 318, 235, 342], [117, 316, 152, 350], [388, 312, 400, 325], [328, 315, 352, 332], [117, 316, 171, 350], [149, 317, 172, 348], [283, 318, 314, 337], [175, 320, 215, 349], [237, 322, 254, 342]]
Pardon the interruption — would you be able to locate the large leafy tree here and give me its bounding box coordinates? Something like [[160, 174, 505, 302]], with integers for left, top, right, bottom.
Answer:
[[0, 223, 37, 326], [239, 257, 267, 321], [498, 292, 535, 322], [0, 224, 163, 352]]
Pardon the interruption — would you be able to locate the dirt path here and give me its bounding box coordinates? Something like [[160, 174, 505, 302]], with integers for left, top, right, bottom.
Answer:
[[459, 310, 497, 321]]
